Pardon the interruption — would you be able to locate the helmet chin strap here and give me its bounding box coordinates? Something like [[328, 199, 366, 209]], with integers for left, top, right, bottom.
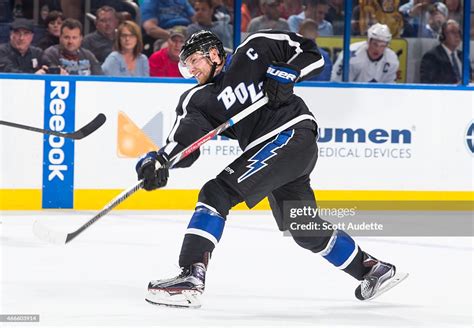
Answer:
[[203, 54, 223, 84], [205, 61, 218, 84]]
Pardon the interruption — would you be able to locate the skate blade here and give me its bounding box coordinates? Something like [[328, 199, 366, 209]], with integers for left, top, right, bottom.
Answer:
[[366, 271, 409, 301], [145, 289, 202, 309]]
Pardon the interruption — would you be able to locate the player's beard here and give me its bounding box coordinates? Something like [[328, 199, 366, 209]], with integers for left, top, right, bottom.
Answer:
[[196, 65, 213, 84], [198, 69, 209, 84], [193, 58, 220, 84]]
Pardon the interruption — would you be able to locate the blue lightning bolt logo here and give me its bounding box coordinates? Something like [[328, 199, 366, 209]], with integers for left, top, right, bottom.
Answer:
[[237, 130, 294, 183]]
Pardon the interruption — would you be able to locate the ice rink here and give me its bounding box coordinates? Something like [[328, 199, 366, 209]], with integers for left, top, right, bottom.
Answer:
[[1, 210, 472, 327]]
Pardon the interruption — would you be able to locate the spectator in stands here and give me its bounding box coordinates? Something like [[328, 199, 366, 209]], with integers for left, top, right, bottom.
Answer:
[[350, 4, 362, 35], [42, 18, 103, 75], [326, 0, 345, 35], [288, 0, 334, 36], [0, 18, 47, 74], [140, 0, 194, 45], [36, 10, 64, 50], [187, 0, 232, 49], [247, 0, 290, 33], [471, 12, 474, 39], [298, 19, 332, 81], [354, 1, 371, 35], [357, 0, 404, 38], [59, 0, 81, 21], [102, 20, 149, 77], [82, 6, 119, 64], [331, 23, 399, 82], [420, 19, 465, 84], [444, 0, 462, 23], [222, 0, 236, 22], [149, 27, 185, 77], [59, 0, 138, 23], [399, 0, 435, 37], [11, 0, 24, 18], [278, 0, 303, 19], [241, 0, 262, 32], [9, 0, 61, 20], [420, 2, 448, 38], [211, 0, 233, 23]]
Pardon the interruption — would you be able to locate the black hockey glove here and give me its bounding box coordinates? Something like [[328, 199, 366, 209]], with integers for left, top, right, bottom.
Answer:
[[264, 62, 301, 109], [135, 151, 169, 191]]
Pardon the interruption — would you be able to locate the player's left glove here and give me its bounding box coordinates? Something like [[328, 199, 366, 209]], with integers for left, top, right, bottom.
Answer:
[[264, 62, 300, 109], [136, 151, 169, 191]]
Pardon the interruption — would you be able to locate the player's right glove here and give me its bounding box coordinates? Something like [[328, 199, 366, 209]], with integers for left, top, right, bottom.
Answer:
[[136, 151, 169, 191], [264, 62, 300, 109]]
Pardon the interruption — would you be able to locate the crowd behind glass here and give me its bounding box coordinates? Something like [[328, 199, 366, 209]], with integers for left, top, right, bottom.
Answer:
[[0, 0, 472, 84]]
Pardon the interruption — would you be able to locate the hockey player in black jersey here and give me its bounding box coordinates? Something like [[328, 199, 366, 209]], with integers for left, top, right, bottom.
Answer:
[[136, 30, 407, 308]]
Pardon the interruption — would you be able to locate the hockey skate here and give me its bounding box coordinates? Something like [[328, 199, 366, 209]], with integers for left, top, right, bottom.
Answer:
[[145, 262, 206, 308], [355, 254, 408, 301]]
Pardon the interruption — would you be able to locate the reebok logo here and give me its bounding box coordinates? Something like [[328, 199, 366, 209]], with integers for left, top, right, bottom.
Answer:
[[47, 81, 69, 181], [42, 80, 75, 208]]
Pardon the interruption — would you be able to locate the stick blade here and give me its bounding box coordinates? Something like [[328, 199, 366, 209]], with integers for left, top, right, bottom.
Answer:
[[69, 113, 107, 139], [32, 220, 68, 245]]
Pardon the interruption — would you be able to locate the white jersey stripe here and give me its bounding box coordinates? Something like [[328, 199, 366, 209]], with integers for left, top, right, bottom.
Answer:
[[236, 32, 323, 80], [186, 228, 219, 247], [235, 32, 302, 54], [196, 202, 221, 215], [163, 142, 179, 156], [300, 56, 325, 79]]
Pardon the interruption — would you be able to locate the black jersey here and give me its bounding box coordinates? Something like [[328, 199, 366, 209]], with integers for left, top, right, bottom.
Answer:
[[0, 43, 43, 73], [161, 30, 324, 167]]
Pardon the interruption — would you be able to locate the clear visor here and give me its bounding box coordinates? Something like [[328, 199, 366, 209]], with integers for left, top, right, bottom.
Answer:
[[178, 61, 195, 79], [178, 52, 207, 79]]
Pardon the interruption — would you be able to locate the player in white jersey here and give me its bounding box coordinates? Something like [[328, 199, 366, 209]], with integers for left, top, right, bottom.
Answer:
[[331, 23, 399, 83]]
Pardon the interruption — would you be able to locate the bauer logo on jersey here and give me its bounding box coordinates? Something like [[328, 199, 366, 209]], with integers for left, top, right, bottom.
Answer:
[[266, 66, 298, 84]]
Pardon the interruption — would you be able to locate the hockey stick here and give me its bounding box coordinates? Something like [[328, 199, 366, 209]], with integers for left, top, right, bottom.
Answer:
[[1, 113, 106, 140], [33, 96, 269, 244]]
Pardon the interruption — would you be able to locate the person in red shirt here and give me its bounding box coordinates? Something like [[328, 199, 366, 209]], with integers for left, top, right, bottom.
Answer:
[[149, 27, 185, 77]]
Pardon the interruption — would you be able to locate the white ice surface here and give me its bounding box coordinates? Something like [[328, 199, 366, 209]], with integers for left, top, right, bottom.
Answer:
[[0, 210, 472, 328]]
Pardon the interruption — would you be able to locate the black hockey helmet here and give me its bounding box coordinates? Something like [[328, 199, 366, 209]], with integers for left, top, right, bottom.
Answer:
[[179, 30, 225, 63]]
